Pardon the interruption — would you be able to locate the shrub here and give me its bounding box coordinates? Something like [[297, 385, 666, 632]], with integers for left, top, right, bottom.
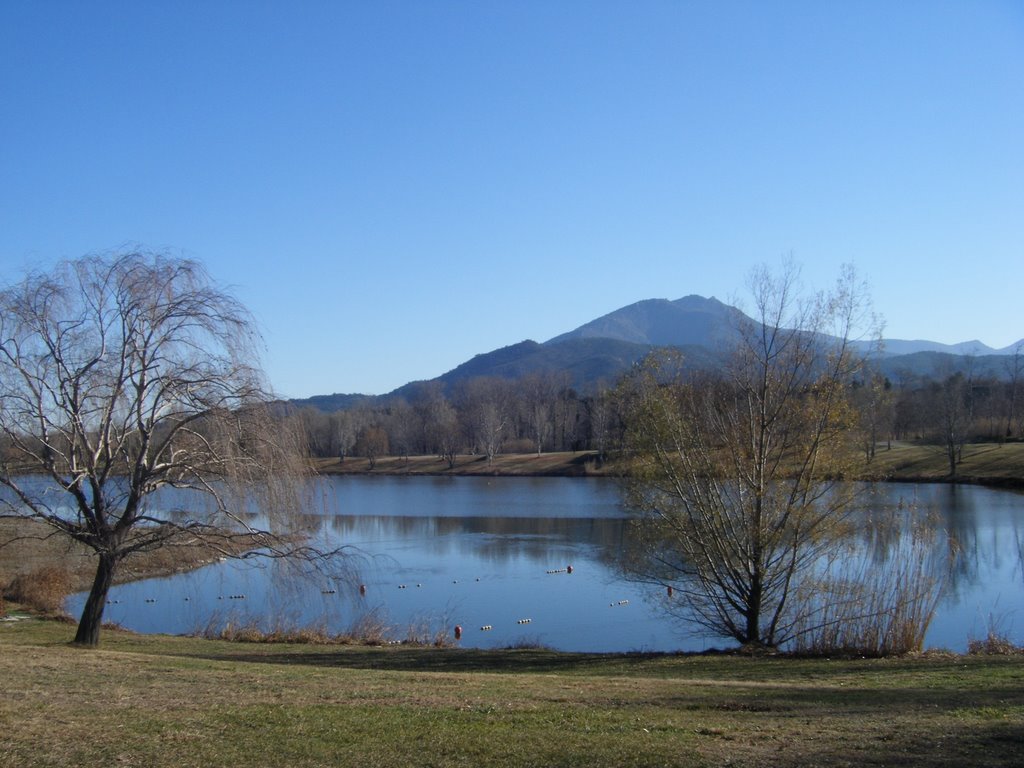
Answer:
[[3, 566, 73, 615], [967, 631, 1022, 655], [967, 616, 1023, 655], [404, 615, 455, 648], [346, 610, 393, 645]]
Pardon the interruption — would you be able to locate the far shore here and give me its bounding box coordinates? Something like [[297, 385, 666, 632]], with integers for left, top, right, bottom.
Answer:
[[314, 441, 1024, 489]]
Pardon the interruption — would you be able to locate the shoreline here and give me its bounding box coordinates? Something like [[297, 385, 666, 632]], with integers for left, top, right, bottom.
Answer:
[[313, 443, 1024, 490]]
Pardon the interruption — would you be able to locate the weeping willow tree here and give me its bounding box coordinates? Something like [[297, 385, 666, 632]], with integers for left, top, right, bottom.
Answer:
[[620, 263, 874, 648], [0, 252, 334, 646]]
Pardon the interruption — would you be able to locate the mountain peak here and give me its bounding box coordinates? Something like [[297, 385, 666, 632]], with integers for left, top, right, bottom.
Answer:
[[546, 294, 737, 348], [672, 294, 726, 308]]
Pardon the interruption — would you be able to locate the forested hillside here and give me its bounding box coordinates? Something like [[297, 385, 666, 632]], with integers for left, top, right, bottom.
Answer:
[[286, 295, 1023, 472]]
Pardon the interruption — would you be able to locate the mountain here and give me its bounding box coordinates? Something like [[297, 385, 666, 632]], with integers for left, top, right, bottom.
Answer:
[[435, 338, 652, 389], [288, 392, 376, 412], [387, 337, 722, 401], [870, 351, 1019, 381], [290, 295, 1022, 411], [546, 295, 737, 348], [869, 339, 1023, 357]]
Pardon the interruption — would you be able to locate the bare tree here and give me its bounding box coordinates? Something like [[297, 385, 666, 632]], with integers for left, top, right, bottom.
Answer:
[[353, 425, 389, 469], [620, 263, 871, 648], [551, 376, 581, 452], [407, 380, 447, 455], [0, 252, 333, 646], [854, 369, 894, 462], [585, 386, 615, 462], [297, 406, 332, 457], [460, 377, 509, 464], [520, 372, 557, 456], [384, 398, 417, 463], [428, 397, 462, 469], [332, 408, 365, 462], [929, 362, 973, 478], [1004, 342, 1023, 439]]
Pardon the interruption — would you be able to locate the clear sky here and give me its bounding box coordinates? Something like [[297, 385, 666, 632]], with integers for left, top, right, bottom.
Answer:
[[2, 1, 1022, 398]]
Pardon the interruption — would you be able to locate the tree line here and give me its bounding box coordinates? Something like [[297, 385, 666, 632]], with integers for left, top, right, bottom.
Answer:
[[289, 352, 1024, 476], [288, 373, 623, 467]]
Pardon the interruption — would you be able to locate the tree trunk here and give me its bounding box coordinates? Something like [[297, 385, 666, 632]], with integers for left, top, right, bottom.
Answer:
[[746, 571, 763, 645], [73, 553, 118, 646]]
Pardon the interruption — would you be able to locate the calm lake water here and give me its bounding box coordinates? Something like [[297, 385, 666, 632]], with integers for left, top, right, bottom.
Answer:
[[68, 476, 1024, 652]]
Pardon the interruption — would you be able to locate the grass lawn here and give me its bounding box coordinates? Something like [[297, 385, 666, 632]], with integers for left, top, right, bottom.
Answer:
[[861, 441, 1024, 486], [1, 618, 1022, 768]]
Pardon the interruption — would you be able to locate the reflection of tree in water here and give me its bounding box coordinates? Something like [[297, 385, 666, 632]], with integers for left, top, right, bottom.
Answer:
[[1018, 527, 1024, 590], [853, 487, 953, 581], [845, 484, 993, 603], [318, 514, 631, 566], [796, 484, 1024, 629], [936, 485, 980, 595], [194, 552, 360, 636], [914, 484, 1024, 603]]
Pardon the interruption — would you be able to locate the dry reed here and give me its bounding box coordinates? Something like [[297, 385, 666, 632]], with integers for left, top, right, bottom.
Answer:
[[2, 566, 74, 615], [789, 510, 948, 656], [196, 610, 454, 647]]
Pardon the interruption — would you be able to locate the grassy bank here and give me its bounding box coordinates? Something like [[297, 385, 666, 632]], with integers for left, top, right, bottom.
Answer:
[[314, 450, 611, 477], [315, 442, 1024, 487], [856, 441, 1024, 487], [0, 519, 254, 597], [1, 617, 1022, 767]]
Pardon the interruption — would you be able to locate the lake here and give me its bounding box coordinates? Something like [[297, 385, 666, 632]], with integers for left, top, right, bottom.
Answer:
[[68, 476, 1024, 653]]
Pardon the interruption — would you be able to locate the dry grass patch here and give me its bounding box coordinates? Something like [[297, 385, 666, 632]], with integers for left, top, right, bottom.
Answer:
[[315, 451, 612, 477], [317, 443, 1024, 485], [1, 620, 1023, 767], [0, 518, 261, 596]]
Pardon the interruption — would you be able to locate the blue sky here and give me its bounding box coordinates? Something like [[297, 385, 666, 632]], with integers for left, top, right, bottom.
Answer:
[[2, 1, 1022, 398]]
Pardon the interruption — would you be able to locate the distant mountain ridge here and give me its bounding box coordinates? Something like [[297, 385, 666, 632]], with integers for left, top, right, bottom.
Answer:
[[291, 295, 1023, 410], [870, 339, 1021, 357]]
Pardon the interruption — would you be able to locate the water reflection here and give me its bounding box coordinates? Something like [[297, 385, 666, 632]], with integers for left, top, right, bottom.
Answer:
[[66, 476, 1024, 652]]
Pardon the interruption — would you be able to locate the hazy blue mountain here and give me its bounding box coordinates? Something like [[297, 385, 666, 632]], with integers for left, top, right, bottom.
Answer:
[[864, 338, 1024, 357], [290, 295, 1021, 411], [871, 351, 1018, 381]]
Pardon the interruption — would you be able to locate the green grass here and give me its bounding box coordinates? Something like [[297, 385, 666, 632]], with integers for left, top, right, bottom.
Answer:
[[861, 441, 1024, 485], [2, 618, 1022, 767]]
